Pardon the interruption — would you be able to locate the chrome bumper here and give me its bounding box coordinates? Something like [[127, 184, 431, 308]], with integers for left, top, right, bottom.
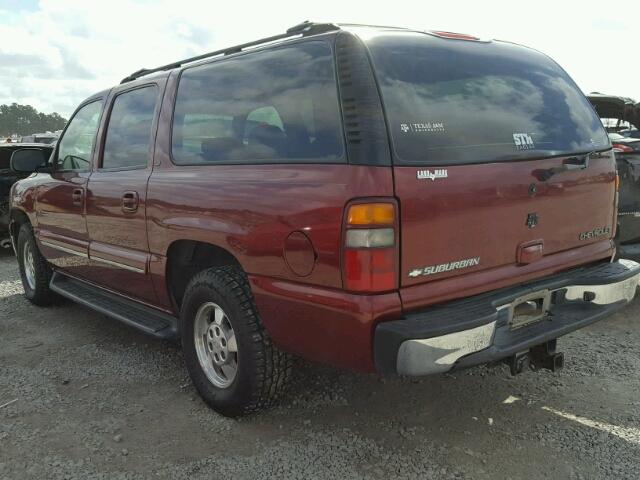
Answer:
[[397, 322, 496, 375], [378, 260, 640, 376]]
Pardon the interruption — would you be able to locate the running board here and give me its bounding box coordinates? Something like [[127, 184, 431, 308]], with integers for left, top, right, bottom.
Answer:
[[50, 272, 178, 340]]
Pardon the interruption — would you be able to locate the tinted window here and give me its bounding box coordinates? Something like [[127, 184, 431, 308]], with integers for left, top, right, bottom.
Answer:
[[367, 33, 610, 165], [57, 100, 102, 171], [0, 148, 14, 169], [172, 41, 344, 164], [102, 86, 157, 169]]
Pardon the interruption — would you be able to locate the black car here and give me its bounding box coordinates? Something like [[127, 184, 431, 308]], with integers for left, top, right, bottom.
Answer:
[[0, 143, 53, 250], [587, 94, 640, 258]]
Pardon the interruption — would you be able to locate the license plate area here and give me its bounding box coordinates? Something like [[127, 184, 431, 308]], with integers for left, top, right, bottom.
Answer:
[[507, 290, 552, 330]]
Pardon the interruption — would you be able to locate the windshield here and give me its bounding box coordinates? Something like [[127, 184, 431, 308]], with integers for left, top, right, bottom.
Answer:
[[366, 32, 610, 165]]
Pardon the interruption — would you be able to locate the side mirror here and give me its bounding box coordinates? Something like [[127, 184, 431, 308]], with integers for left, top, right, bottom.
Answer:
[[10, 148, 48, 174]]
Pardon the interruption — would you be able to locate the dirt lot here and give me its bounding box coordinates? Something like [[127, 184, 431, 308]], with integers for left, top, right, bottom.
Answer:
[[1, 249, 639, 480]]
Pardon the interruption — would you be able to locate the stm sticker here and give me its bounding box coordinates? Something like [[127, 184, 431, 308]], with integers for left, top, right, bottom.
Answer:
[[513, 133, 535, 150], [408, 257, 480, 278], [417, 169, 448, 181], [400, 122, 446, 133]]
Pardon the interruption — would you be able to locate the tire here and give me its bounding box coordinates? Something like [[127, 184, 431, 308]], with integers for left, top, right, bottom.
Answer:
[[181, 266, 291, 417], [16, 222, 57, 306]]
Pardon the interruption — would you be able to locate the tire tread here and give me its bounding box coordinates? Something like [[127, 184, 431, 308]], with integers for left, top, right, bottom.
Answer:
[[182, 266, 291, 415], [17, 223, 58, 306]]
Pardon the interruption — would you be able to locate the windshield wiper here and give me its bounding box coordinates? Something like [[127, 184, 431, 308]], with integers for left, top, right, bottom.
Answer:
[[535, 151, 596, 181]]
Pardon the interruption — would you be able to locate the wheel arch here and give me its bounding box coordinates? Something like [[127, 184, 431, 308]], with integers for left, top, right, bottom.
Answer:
[[9, 208, 32, 244], [165, 239, 243, 311]]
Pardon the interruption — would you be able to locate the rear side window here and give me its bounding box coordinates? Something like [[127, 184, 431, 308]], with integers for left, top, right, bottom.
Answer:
[[102, 86, 158, 169], [171, 41, 344, 164], [366, 33, 610, 165]]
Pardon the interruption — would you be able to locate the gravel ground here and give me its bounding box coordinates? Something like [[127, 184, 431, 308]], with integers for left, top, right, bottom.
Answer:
[[1, 249, 639, 479]]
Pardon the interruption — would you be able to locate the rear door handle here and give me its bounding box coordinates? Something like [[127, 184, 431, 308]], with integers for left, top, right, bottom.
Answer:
[[536, 152, 594, 181], [122, 191, 139, 212], [72, 188, 83, 206]]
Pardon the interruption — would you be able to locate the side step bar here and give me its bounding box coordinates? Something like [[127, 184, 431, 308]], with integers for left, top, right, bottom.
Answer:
[[50, 272, 178, 340]]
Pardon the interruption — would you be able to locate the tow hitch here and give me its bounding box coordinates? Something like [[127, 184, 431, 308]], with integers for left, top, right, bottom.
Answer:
[[505, 340, 564, 375]]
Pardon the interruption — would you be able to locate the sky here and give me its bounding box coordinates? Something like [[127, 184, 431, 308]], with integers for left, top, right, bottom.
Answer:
[[0, 0, 637, 118]]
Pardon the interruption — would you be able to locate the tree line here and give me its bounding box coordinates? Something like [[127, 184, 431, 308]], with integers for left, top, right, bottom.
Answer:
[[0, 103, 67, 137]]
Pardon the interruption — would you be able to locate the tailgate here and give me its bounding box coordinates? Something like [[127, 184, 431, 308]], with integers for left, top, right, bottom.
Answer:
[[364, 31, 614, 287], [395, 154, 615, 286]]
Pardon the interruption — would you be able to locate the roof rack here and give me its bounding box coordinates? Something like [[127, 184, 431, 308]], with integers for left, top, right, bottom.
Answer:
[[120, 21, 339, 84]]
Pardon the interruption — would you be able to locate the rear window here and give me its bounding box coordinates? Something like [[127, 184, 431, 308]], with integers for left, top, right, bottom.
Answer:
[[366, 32, 610, 165], [171, 41, 344, 165]]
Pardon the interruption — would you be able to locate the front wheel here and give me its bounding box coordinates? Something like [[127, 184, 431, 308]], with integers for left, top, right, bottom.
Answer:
[[16, 223, 57, 306], [181, 266, 291, 417]]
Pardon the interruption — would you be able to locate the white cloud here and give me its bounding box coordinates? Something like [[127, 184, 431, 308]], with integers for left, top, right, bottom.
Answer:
[[0, 0, 638, 116]]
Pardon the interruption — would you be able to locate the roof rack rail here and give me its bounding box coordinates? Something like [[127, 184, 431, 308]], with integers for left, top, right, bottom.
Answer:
[[120, 21, 339, 84]]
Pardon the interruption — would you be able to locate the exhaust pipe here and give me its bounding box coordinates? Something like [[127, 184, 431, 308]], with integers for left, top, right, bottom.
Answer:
[[0, 238, 12, 249]]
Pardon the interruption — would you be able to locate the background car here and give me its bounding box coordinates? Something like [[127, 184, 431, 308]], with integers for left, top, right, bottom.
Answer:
[[587, 93, 639, 133], [609, 132, 640, 154], [620, 129, 640, 140], [587, 95, 640, 258], [20, 131, 60, 145], [0, 143, 52, 250]]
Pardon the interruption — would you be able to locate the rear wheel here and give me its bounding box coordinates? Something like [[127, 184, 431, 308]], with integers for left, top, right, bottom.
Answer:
[[16, 223, 57, 305], [181, 266, 291, 417]]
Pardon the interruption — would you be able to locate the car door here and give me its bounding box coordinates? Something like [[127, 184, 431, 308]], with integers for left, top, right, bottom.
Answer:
[[36, 99, 104, 277], [84, 84, 161, 304]]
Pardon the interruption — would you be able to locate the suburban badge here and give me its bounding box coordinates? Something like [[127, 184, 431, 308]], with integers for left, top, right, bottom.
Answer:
[[408, 257, 480, 278]]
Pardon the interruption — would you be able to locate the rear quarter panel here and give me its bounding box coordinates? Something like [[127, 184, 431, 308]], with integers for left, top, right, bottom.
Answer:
[[146, 164, 394, 304], [145, 161, 396, 372]]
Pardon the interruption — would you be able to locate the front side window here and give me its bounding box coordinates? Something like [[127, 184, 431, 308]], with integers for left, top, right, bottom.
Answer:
[[102, 86, 158, 169], [172, 41, 344, 164], [366, 32, 610, 165], [56, 100, 102, 171]]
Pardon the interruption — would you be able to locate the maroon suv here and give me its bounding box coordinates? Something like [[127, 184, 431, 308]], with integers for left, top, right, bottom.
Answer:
[[9, 22, 640, 416]]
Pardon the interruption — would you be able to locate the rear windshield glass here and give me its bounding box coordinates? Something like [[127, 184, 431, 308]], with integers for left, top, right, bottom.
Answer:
[[366, 32, 610, 165]]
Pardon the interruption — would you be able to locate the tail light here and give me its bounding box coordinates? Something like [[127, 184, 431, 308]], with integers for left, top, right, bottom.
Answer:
[[612, 143, 633, 153], [343, 201, 398, 292]]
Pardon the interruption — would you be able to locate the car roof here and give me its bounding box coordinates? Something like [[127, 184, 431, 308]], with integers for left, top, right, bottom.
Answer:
[[0, 142, 54, 148], [117, 22, 495, 86]]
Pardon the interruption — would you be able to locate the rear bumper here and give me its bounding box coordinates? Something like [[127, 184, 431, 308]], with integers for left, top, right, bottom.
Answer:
[[374, 259, 640, 375]]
